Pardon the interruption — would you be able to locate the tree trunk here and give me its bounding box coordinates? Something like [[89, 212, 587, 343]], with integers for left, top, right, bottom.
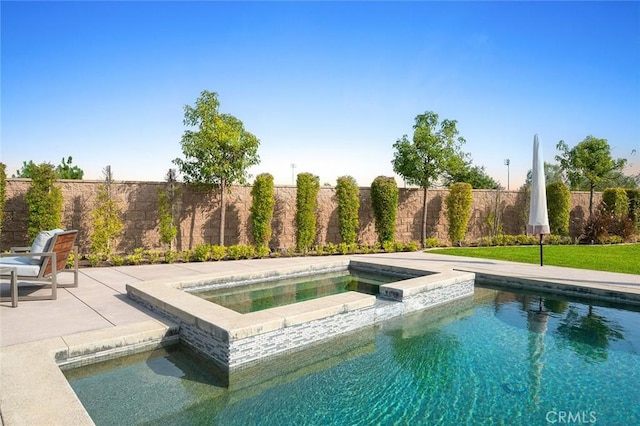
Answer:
[[219, 180, 226, 246], [589, 182, 595, 218], [421, 186, 428, 247]]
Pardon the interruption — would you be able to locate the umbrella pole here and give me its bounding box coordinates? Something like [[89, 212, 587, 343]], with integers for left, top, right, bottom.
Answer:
[[539, 234, 543, 266]]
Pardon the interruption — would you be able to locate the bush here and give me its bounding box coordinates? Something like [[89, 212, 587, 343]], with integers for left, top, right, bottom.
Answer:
[[394, 241, 406, 252], [164, 249, 176, 264], [255, 245, 270, 258], [546, 234, 562, 245], [295, 173, 320, 252], [626, 189, 640, 233], [336, 176, 360, 245], [404, 241, 420, 252], [515, 234, 538, 245], [324, 242, 337, 255], [476, 237, 493, 247], [227, 244, 255, 260], [371, 176, 398, 245], [337, 242, 349, 255], [382, 240, 395, 253], [87, 254, 101, 267], [546, 182, 570, 236], [210, 245, 227, 261], [177, 250, 192, 263], [250, 173, 275, 248], [126, 247, 145, 265], [424, 237, 440, 248], [25, 163, 63, 242], [145, 249, 161, 264], [446, 182, 473, 246], [584, 193, 636, 243], [191, 244, 211, 262], [602, 188, 629, 219]]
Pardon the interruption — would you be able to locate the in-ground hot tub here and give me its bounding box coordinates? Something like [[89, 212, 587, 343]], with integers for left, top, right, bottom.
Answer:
[[126, 258, 475, 372]]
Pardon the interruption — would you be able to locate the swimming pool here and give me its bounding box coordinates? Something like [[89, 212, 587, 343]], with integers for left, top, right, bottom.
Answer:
[[66, 284, 640, 425]]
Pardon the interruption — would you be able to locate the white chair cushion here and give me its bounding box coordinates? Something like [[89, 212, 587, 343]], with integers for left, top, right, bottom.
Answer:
[[29, 229, 64, 265], [0, 256, 41, 277]]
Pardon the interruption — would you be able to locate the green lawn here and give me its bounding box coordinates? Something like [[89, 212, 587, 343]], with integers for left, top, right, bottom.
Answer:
[[426, 244, 640, 275]]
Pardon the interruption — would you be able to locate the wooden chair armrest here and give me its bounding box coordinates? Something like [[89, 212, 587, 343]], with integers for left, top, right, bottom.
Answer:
[[0, 252, 54, 258]]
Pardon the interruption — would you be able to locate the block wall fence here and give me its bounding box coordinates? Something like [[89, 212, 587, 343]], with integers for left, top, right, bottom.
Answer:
[[1, 179, 599, 253]]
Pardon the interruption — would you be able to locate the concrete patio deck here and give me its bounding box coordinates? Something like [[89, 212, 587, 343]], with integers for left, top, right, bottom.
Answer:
[[2, 251, 639, 348], [1, 251, 639, 425]]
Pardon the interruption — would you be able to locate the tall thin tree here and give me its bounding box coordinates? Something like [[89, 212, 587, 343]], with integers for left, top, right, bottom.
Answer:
[[392, 111, 466, 246], [173, 90, 260, 245]]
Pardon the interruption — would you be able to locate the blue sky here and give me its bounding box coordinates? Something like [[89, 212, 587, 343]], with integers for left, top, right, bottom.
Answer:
[[2, 1, 639, 188]]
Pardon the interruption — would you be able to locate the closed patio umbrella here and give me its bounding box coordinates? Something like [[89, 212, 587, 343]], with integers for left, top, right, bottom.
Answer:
[[527, 134, 550, 266]]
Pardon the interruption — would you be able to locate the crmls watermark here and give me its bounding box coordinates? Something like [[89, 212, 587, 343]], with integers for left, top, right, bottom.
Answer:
[[546, 410, 597, 424]]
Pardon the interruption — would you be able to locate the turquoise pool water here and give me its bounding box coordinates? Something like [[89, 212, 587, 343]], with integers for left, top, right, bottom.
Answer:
[[65, 285, 640, 425], [191, 268, 407, 313]]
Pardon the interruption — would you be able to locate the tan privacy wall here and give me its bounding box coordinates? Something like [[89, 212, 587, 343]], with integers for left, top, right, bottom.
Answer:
[[1, 179, 598, 253]]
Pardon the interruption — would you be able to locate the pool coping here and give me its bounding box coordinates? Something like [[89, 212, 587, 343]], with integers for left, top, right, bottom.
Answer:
[[0, 319, 178, 425]]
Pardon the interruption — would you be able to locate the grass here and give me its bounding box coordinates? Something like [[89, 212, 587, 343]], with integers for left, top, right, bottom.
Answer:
[[426, 243, 640, 275]]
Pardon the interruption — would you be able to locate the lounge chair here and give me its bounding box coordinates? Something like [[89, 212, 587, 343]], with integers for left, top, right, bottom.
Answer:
[[0, 229, 79, 305]]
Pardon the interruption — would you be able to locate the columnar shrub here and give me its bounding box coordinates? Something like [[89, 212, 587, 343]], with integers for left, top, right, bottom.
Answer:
[[626, 189, 640, 233], [602, 188, 629, 219], [0, 163, 6, 234], [370, 176, 398, 245], [250, 173, 275, 249], [157, 187, 178, 249], [445, 182, 473, 246], [599, 188, 635, 241], [295, 172, 320, 252], [546, 182, 571, 236], [90, 167, 123, 259], [335, 175, 360, 244], [25, 163, 63, 242]]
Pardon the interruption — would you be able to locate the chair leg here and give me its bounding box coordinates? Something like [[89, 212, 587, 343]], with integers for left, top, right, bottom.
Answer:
[[51, 253, 57, 300]]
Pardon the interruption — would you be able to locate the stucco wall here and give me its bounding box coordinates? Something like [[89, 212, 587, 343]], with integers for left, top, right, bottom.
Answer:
[[1, 179, 599, 253]]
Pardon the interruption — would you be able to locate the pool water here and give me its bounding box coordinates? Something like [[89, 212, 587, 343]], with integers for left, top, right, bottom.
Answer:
[[191, 268, 407, 313], [65, 285, 640, 425]]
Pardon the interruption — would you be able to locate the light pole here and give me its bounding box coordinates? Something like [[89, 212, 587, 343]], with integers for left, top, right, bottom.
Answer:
[[291, 163, 296, 185], [504, 159, 510, 191]]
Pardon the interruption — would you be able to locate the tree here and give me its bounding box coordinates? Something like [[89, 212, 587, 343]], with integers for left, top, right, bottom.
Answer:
[[173, 90, 260, 246], [90, 166, 123, 260], [13, 160, 37, 178], [556, 136, 627, 217], [56, 156, 84, 179], [25, 163, 63, 241], [392, 111, 466, 246], [444, 163, 501, 189], [524, 163, 567, 187], [157, 168, 179, 250], [14, 157, 84, 179]]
